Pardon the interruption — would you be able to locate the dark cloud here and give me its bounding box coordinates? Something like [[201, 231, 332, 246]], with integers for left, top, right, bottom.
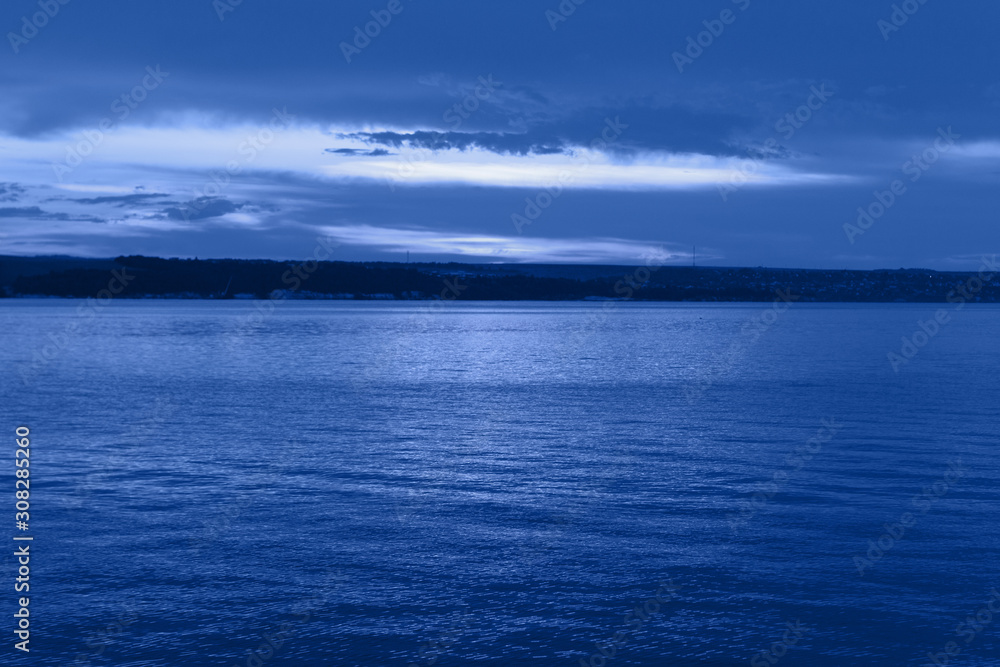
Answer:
[[334, 101, 760, 158], [339, 130, 567, 157], [0, 206, 106, 223], [325, 148, 395, 156], [163, 198, 246, 221], [0, 207, 73, 220], [3, 1, 998, 144], [0, 183, 27, 203], [0, 207, 45, 218], [72, 193, 170, 207]]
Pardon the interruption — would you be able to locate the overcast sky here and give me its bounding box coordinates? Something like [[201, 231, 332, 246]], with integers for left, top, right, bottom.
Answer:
[[1, 0, 998, 268]]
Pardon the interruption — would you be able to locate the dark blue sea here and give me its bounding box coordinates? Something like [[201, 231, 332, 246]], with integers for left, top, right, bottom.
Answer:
[[2, 300, 999, 666]]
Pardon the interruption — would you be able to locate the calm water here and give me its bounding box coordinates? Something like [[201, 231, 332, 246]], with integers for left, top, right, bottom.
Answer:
[[1, 300, 999, 666]]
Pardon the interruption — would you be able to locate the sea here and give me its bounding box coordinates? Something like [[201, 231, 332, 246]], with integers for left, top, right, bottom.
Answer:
[[1, 300, 998, 666]]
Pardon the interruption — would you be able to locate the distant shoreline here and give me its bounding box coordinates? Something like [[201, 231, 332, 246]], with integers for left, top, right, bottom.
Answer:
[[2, 255, 998, 303]]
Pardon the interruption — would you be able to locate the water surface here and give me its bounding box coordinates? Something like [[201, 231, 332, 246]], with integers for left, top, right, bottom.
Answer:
[[1, 301, 998, 665]]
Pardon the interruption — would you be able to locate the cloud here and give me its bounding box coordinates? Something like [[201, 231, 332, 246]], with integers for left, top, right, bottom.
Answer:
[[0, 206, 75, 220], [325, 148, 395, 157], [0, 206, 109, 224], [163, 197, 246, 221], [0, 207, 46, 218], [0, 183, 26, 203], [322, 146, 850, 191], [317, 223, 701, 264], [339, 130, 567, 157], [72, 193, 171, 206], [0, 0, 998, 269], [0, 120, 848, 194]]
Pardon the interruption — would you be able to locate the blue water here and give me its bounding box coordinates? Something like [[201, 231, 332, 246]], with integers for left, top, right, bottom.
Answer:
[[1, 300, 999, 666]]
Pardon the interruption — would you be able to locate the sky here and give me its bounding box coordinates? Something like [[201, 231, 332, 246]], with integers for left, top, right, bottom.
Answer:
[[1, 0, 998, 269]]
